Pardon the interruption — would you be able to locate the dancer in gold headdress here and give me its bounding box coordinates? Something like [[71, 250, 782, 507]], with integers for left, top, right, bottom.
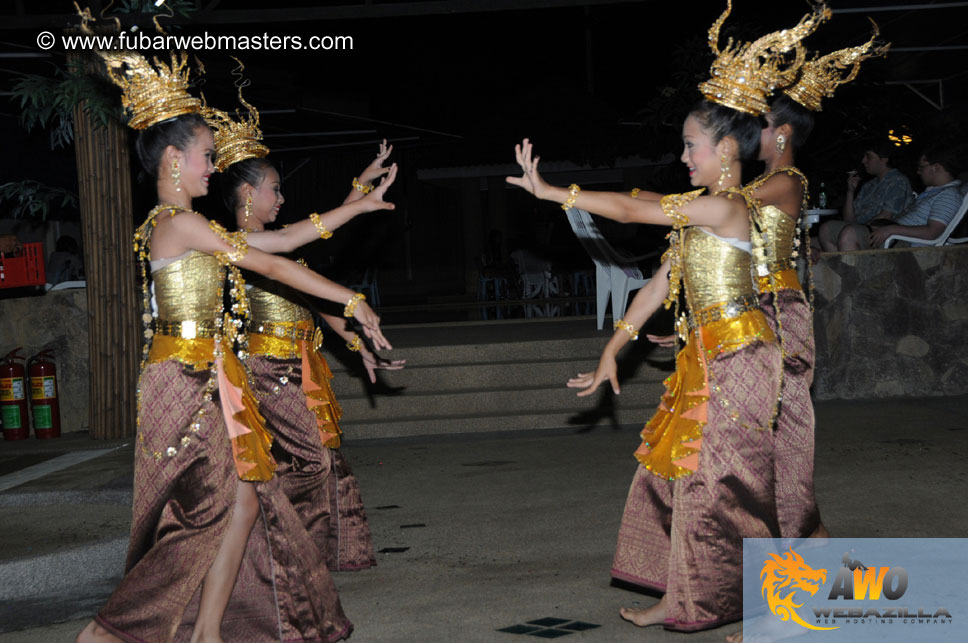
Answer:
[[507, 0, 827, 632], [207, 86, 402, 574], [745, 27, 887, 544], [78, 50, 394, 643]]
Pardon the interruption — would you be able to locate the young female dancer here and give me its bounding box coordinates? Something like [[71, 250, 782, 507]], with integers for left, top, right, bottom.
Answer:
[[511, 101, 782, 631], [218, 133, 403, 571], [79, 52, 393, 643], [506, 2, 827, 630]]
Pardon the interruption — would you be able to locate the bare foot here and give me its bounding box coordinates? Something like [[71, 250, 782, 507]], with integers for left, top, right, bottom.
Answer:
[[76, 620, 123, 643], [618, 596, 667, 627], [809, 522, 830, 538], [725, 632, 742, 643]]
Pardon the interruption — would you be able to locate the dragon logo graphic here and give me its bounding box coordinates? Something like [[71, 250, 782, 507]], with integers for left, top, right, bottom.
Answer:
[[761, 547, 837, 631]]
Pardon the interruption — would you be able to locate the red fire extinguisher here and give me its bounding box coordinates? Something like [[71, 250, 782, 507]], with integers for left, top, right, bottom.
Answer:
[[28, 349, 61, 439], [0, 348, 29, 440]]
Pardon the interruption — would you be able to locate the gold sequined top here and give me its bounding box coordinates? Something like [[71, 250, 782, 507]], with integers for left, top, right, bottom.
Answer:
[[682, 227, 755, 313], [152, 250, 223, 321], [751, 204, 799, 274], [249, 282, 312, 325]]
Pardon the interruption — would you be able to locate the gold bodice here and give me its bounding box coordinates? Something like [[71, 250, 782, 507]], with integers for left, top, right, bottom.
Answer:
[[682, 227, 755, 312], [249, 283, 312, 324], [152, 250, 223, 321], [751, 204, 798, 272]]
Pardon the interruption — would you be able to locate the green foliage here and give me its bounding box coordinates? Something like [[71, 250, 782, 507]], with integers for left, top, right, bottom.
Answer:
[[0, 181, 79, 221], [11, 62, 120, 150]]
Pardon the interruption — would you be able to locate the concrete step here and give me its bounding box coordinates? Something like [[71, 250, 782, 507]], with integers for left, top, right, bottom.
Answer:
[[330, 355, 670, 396], [314, 320, 677, 439], [334, 336, 614, 367], [339, 404, 658, 441], [335, 380, 666, 421]]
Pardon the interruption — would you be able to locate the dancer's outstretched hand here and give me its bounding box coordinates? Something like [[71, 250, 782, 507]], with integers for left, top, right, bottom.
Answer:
[[360, 347, 406, 384], [359, 139, 394, 185], [506, 138, 552, 199], [646, 334, 676, 348], [567, 352, 619, 397], [353, 301, 393, 351], [360, 163, 398, 212]]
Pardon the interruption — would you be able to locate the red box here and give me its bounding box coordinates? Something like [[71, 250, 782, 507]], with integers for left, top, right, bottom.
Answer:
[[0, 242, 46, 288]]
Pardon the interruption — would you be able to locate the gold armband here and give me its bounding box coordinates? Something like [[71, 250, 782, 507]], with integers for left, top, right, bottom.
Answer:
[[630, 188, 641, 199], [614, 319, 639, 341], [352, 177, 373, 194], [561, 184, 581, 211], [344, 292, 366, 318], [308, 212, 333, 240], [658, 188, 704, 228], [347, 335, 363, 352], [209, 221, 249, 264]]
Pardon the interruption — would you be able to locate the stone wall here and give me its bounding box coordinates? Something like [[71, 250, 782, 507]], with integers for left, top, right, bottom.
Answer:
[[812, 245, 968, 399], [0, 289, 89, 433]]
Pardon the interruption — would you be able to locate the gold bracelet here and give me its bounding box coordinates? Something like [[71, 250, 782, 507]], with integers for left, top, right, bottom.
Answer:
[[630, 188, 641, 199], [308, 212, 333, 240], [352, 177, 373, 194], [347, 335, 363, 352], [613, 319, 639, 341], [561, 184, 581, 211], [344, 292, 366, 317]]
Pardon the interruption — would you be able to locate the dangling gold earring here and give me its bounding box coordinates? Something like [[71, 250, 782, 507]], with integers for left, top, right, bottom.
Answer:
[[244, 194, 253, 224], [717, 153, 732, 191], [776, 134, 787, 155], [171, 158, 182, 192]]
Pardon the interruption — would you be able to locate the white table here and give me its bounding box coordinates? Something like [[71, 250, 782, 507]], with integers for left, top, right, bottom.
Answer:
[[804, 208, 838, 229]]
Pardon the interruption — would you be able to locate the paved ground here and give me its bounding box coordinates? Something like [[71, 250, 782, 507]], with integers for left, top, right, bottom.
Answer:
[[0, 395, 966, 642]]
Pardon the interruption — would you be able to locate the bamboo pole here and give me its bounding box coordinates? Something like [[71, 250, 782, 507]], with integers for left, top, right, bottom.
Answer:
[[71, 51, 139, 439]]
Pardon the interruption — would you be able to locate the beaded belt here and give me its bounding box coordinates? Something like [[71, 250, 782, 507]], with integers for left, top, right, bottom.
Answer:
[[156, 319, 219, 339], [687, 293, 760, 330], [251, 321, 314, 342], [754, 257, 796, 277]]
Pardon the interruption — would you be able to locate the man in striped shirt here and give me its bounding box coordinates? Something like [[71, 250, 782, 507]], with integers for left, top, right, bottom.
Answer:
[[840, 144, 962, 250]]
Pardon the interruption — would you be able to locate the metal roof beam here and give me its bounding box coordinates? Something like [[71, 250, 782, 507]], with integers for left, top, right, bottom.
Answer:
[[832, 2, 968, 13], [2, 0, 647, 29]]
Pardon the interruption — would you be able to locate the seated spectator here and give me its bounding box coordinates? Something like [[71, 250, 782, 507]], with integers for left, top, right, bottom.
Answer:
[[838, 145, 962, 250], [819, 140, 913, 251], [46, 235, 84, 285], [868, 145, 963, 247]]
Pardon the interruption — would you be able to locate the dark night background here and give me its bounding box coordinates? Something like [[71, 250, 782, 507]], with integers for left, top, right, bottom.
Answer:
[[2, 1, 966, 319]]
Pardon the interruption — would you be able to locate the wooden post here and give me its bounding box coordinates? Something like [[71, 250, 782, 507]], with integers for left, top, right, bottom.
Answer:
[[71, 52, 139, 440]]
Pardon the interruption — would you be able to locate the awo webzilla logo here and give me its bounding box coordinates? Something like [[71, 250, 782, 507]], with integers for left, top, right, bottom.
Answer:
[[760, 547, 954, 632]]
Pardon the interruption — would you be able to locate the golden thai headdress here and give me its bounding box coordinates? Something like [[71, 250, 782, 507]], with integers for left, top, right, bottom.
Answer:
[[784, 22, 889, 111], [201, 60, 269, 173], [97, 50, 201, 130], [202, 97, 269, 173], [699, 0, 831, 116]]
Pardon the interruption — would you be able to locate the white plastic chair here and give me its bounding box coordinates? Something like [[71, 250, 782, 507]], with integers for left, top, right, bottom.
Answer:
[[348, 268, 381, 307], [882, 192, 968, 248], [510, 249, 560, 317], [565, 208, 653, 329]]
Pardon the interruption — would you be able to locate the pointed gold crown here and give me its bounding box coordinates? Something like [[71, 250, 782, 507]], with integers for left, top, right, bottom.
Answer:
[[202, 91, 270, 173], [784, 22, 889, 111], [699, 1, 831, 116], [97, 50, 201, 130]]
